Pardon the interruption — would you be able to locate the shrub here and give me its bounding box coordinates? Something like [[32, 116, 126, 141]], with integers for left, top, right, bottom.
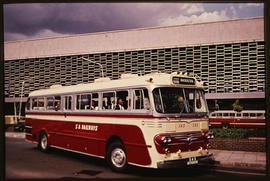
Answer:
[[210, 128, 266, 139]]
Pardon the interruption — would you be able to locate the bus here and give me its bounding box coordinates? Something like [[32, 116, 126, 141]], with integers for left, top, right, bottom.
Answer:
[[25, 72, 213, 171], [209, 110, 265, 129]]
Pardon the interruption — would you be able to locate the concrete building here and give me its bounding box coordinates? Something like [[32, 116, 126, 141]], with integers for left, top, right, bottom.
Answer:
[[4, 17, 265, 115]]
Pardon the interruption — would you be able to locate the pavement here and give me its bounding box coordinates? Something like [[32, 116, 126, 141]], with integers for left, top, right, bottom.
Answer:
[[5, 131, 267, 172], [208, 149, 266, 171]]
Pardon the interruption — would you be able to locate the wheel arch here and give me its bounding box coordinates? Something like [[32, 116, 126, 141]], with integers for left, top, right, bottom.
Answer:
[[105, 135, 125, 157]]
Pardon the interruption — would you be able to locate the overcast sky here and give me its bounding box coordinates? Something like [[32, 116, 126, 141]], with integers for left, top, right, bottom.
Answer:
[[4, 3, 264, 42]]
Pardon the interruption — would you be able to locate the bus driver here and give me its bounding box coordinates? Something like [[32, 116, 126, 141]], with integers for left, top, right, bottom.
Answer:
[[176, 96, 185, 113]]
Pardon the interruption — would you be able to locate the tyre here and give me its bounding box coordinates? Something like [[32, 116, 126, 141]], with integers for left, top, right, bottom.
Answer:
[[106, 141, 128, 172], [38, 131, 49, 152], [222, 123, 229, 129]]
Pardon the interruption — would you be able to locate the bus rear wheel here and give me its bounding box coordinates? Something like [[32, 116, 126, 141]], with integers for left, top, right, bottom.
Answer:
[[106, 141, 127, 172], [38, 131, 49, 152], [222, 123, 229, 129]]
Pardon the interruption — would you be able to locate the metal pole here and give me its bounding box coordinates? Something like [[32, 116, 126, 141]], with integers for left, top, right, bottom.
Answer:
[[18, 81, 25, 121], [80, 57, 104, 78], [13, 101, 17, 124]]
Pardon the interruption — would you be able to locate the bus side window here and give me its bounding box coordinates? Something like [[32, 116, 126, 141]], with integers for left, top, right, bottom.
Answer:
[[223, 113, 229, 117], [243, 113, 249, 117], [76, 94, 91, 110], [31, 97, 45, 110], [229, 113, 235, 117], [65, 96, 72, 110], [257, 113, 264, 118], [116, 91, 128, 110], [91, 93, 99, 110], [103, 92, 115, 110], [32, 98, 38, 110], [82, 94, 91, 110], [133, 89, 150, 110], [236, 113, 241, 117], [143, 89, 150, 110], [250, 113, 256, 117], [38, 98, 45, 110], [217, 113, 222, 117], [46, 97, 54, 110], [54, 96, 61, 111]]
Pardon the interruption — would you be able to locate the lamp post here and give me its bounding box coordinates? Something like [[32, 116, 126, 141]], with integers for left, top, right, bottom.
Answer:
[[18, 78, 33, 121], [80, 57, 104, 78]]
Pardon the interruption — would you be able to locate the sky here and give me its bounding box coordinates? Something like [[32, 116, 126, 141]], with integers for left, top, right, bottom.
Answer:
[[3, 2, 264, 42]]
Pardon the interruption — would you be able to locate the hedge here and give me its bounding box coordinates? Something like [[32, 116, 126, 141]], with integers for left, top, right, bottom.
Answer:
[[210, 128, 266, 139]]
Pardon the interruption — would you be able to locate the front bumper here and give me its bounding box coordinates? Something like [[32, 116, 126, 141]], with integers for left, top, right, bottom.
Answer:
[[157, 153, 213, 169]]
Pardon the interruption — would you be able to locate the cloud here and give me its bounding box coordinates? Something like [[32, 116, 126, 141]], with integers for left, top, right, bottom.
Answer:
[[4, 3, 196, 41], [3, 3, 264, 42], [5, 29, 69, 41], [230, 5, 238, 18], [239, 3, 264, 9], [159, 10, 229, 26], [4, 3, 160, 41], [186, 4, 204, 14]]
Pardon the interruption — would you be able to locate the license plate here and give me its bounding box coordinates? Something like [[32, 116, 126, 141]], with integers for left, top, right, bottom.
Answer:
[[187, 157, 198, 165]]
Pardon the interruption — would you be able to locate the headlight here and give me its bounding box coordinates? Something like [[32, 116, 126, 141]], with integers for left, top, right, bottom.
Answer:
[[207, 132, 214, 139], [161, 136, 172, 144]]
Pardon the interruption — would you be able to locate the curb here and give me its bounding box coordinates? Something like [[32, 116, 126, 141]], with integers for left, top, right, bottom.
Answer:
[[199, 155, 266, 171], [216, 161, 266, 170]]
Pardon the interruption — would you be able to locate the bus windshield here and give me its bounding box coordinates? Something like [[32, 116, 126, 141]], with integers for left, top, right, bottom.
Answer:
[[153, 87, 208, 114]]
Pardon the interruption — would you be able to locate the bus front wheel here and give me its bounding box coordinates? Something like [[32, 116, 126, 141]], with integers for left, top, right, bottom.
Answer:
[[106, 141, 127, 172], [38, 131, 49, 152]]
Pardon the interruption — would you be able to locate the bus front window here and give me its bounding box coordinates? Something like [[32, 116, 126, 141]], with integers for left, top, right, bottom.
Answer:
[[153, 87, 208, 114]]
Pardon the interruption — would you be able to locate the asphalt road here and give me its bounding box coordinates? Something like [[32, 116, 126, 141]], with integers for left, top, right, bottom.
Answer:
[[5, 136, 267, 180]]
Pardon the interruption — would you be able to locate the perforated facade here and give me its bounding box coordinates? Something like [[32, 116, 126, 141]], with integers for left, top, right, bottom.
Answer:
[[4, 17, 265, 106]]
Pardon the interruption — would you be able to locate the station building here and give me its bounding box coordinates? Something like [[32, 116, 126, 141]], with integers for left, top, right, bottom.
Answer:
[[4, 17, 265, 115]]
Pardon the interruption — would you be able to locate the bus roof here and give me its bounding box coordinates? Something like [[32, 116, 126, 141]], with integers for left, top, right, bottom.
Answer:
[[29, 72, 204, 97]]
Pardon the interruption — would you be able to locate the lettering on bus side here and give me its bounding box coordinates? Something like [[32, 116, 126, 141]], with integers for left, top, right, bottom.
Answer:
[[75, 124, 98, 131]]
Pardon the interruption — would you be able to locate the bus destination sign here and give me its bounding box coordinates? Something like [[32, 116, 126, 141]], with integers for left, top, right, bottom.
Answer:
[[172, 77, 195, 85]]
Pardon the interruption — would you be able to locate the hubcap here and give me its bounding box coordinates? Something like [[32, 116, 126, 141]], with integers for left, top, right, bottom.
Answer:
[[41, 135, 47, 150], [111, 148, 126, 168]]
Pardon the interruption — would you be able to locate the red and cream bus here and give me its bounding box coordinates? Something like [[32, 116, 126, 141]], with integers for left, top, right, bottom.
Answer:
[[25, 72, 213, 171], [209, 110, 265, 129]]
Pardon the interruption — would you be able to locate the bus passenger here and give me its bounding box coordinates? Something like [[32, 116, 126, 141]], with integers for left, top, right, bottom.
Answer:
[[91, 101, 98, 110], [144, 98, 150, 110], [55, 101, 61, 111], [115, 98, 125, 110]]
